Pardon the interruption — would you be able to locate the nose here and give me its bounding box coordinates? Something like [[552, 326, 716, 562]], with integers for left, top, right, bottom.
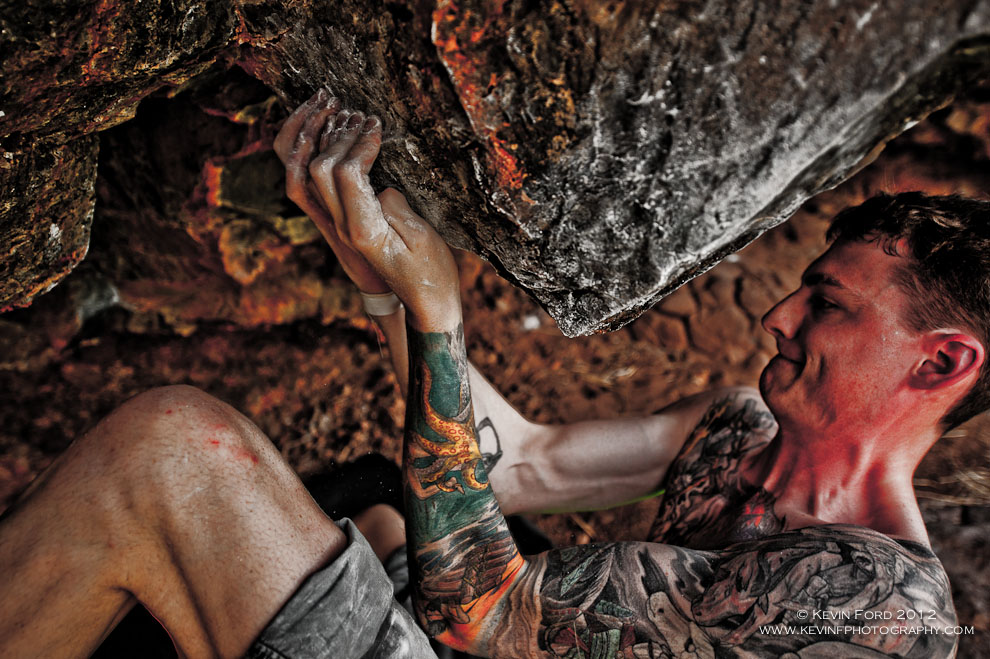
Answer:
[[761, 290, 802, 340]]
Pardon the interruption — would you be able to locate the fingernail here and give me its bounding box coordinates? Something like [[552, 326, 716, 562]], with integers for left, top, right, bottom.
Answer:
[[316, 89, 326, 102], [347, 112, 364, 129], [335, 110, 351, 129], [361, 116, 381, 133]]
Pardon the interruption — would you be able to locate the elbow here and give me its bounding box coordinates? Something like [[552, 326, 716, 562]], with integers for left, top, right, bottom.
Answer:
[[486, 422, 555, 515], [413, 553, 532, 655], [413, 602, 489, 655]]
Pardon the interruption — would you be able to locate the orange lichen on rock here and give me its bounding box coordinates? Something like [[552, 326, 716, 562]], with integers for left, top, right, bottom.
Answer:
[[203, 159, 226, 209], [432, 0, 527, 193], [218, 221, 292, 285]]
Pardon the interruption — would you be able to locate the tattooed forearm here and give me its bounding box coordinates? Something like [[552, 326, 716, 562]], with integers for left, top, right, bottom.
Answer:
[[403, 325, 525, 650]]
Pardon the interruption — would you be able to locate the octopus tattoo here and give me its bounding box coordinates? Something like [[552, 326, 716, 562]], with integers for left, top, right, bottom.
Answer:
[[406, 361, 488, 499]]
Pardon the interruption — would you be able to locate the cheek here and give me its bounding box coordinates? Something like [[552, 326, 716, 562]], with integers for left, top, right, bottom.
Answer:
[[821, 350, 899, 415], [802, 345, 868, 403]]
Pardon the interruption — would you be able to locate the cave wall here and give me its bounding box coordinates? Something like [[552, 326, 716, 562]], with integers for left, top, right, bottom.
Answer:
[[2, 0, 989, 335]]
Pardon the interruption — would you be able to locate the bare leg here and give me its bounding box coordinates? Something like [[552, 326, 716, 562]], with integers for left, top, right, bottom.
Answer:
[[0, 385, 346, 658], [353, 504, 406, 563]]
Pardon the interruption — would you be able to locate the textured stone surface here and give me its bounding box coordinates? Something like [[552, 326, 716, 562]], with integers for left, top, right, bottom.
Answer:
[[0, 134, 98, 312], [231, 0, 990, 335], [0, 0, 234, 138], [2, 0, 989, 334], [0, 0, 235, 312]]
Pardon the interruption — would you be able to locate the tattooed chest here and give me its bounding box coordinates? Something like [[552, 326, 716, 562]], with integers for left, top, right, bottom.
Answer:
[[649, 486, 784, 550]]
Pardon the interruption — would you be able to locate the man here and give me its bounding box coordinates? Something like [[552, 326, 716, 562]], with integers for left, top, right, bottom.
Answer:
[[0, 90, 983, 657]]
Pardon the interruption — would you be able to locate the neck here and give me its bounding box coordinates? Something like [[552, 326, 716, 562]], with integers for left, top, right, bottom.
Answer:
[[759, 421, 937, 544]]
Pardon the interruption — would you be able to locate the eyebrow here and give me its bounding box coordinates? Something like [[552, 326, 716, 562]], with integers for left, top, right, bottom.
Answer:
[[802, 272, 845, 289]]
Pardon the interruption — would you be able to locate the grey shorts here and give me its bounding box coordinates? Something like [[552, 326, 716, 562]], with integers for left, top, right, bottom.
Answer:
[[247, 519, 438, 659]]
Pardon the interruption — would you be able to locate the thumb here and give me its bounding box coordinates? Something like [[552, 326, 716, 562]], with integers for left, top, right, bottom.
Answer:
[[377, 187, 414, 217]]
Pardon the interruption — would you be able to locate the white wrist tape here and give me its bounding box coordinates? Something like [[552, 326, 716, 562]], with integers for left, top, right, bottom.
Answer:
[[360, 291, 403, 316]]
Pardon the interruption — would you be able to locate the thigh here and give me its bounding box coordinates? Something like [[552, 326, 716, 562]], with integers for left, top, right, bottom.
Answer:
[[0, 436, 138, 658], [0, 385, 347, 658]]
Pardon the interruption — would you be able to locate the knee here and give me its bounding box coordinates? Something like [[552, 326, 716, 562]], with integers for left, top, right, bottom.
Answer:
[[97, 385, 223, 444], [108, 384, 215, 423], [86, 385, 267, 485]]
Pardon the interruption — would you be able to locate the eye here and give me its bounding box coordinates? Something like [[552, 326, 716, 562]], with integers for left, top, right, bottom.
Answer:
[[810, 294, 838, 312]]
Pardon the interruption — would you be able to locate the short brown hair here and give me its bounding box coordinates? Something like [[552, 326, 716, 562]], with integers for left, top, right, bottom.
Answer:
[[827, 192, 990, 429]]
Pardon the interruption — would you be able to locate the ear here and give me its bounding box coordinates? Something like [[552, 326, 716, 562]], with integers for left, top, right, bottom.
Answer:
[[910, 332, 985, 390]]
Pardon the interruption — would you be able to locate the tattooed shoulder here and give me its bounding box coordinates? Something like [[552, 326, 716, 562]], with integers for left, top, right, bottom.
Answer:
[[693, 525, 957, 656], [668, 391, 777, 479], [498, 524, 957, 658], [650, 391, 778, 545]]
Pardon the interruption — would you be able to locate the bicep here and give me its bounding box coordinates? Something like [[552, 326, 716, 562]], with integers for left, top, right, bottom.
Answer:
[[491, 389, 749, 515], [483, 526, 957, 658]]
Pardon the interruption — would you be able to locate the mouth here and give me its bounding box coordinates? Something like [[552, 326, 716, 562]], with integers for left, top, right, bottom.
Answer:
[[775, 341, 804, 366], [768, 343, 806, 382], [775, 353, 804, 367], [761, 352, 805, 394]]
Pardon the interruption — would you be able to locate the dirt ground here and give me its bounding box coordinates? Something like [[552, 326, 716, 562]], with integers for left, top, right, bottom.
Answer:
[[2, 95, 989, 655]]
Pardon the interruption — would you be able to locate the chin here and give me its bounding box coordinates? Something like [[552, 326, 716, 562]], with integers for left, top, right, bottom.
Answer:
[[758, 361, 777, 402], [758, 365, 793, 426], [758, 383, 834, 439]]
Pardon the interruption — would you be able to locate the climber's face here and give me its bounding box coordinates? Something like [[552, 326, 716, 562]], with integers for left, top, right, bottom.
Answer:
[[758, 239, 926, 439]]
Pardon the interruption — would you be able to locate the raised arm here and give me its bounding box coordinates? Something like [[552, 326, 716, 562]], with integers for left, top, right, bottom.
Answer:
[[273, 92, 714, 515], [272, 91, 521, 439]]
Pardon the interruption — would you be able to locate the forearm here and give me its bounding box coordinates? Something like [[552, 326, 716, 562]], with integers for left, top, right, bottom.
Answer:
[[385, 311, 703, 517], [374, 310, 534, 487], [369, 306, 410, 396], [278, 95, 529, 648], [402, 322, 527, 653]]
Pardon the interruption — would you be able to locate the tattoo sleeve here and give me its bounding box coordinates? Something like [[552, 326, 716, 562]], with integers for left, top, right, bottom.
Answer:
[[403, 329, 957, 658], [403, 324, 526, 651]]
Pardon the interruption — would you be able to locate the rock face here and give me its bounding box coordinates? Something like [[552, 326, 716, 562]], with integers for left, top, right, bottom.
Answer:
[[2, 1, 989, 334], [0, 135, 97, 310]]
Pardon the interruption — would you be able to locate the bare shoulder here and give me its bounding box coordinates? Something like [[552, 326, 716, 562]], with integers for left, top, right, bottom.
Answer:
[[499, 524, 957, 658]]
